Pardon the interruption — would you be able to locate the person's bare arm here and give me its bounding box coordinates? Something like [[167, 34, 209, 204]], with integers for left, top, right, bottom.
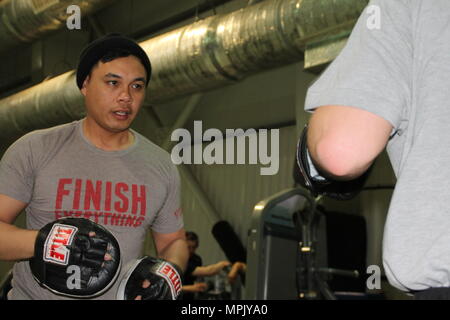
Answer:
[[307, 105, 393, 181], [0, 194, 37, 261], [153, 228, 189, 272], [191, 261, 231, 277], [182, 283, 208, 293], [227, 262, 246, 284]]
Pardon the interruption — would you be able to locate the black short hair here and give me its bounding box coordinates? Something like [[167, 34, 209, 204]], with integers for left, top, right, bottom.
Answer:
[[186, 231, 199, 246]]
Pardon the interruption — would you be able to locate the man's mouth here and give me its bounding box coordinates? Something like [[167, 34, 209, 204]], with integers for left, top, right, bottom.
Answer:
[[112, 110, 132, 120], [114, 111, 130, 116]]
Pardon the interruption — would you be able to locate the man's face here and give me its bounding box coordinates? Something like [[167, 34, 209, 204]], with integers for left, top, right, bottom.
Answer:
[[80, 55, 147, 134], [187, 240, 198, 257]]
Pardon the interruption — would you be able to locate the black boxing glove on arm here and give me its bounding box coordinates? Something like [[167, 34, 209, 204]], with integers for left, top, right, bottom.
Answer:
[[296, 124, 373, 200], [29, 218, 121, 298], [117, 256, 183, 300]]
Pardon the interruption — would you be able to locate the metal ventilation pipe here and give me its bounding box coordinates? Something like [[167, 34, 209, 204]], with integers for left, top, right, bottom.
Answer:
[[0, 0, 368, 141], [0, 0, 115, 53], [141, 0, 367, 104]]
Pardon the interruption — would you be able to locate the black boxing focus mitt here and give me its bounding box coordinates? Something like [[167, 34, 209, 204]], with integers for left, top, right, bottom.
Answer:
[[29, 218, 121, 298], [116, 256, 183, 300]]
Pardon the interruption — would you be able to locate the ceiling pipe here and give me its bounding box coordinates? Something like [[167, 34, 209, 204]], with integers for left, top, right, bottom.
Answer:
[[0, 0, 368, 142], [141, 0, 367, 104]]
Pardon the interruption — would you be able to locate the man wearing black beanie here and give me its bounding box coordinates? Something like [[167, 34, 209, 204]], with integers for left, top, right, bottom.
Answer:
[[76, 33, 152, 150], [76, 33, 152, 89], [0, 33, 189, 300]]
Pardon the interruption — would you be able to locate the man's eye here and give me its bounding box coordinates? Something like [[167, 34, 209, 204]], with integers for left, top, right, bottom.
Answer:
[[107, 80, 118, 85], [132, 83, 143, 89]]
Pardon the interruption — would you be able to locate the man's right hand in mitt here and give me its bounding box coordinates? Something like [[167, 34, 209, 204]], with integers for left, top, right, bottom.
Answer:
[[29, 217, 121, 298]]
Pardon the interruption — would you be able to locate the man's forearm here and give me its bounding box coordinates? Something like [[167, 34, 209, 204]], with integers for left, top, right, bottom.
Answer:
[[194, 265, 220, 277], [203, 263, 222, 276], [193, 261, 231, 277], [203, 262, 228, 276], [0, 221, 37, 261], [159, 238, 189, 272], [181, 285, 197, 293]]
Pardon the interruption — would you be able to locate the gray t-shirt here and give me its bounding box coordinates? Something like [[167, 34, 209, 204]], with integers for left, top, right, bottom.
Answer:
[[304, 0, 450, 292], [0, 119, 183, 299]]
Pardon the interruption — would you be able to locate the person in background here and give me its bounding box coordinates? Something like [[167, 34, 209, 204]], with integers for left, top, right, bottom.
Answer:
[[182, 231, 231, 300]]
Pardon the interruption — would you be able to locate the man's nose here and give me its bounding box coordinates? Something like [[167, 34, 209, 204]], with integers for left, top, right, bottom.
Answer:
[[118, 87, 132, 103]]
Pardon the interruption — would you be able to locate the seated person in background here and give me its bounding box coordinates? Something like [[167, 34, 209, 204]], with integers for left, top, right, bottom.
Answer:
[[182, 231, 230, 300]]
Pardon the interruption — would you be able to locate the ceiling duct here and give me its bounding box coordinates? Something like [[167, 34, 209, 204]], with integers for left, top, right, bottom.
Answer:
[[0, 0, 368, 142], [0, 0, 115, 53]]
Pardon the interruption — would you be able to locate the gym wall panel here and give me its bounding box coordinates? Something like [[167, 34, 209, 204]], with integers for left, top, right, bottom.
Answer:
[[180, 173, 228, 265]]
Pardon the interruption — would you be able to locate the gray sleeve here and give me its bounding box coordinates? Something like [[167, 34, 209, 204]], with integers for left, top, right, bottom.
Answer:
[[304, 0, 413, 129], [0, 135, 36, 204], [151, 161, 184, 234]]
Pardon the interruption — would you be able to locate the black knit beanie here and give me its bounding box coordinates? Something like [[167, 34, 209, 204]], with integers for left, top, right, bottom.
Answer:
[[76, 33, 152, 90]]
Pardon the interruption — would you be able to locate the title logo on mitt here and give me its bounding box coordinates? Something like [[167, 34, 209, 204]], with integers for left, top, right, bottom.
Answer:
[[43, 224, 78, 265], [156, 262, 182, 299]]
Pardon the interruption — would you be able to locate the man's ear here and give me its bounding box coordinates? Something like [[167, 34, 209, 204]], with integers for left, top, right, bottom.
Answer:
[[80, 75, 90, 96]]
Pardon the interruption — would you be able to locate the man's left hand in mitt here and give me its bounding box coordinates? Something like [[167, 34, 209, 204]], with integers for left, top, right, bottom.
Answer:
[[117, 256, 183, 300]]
